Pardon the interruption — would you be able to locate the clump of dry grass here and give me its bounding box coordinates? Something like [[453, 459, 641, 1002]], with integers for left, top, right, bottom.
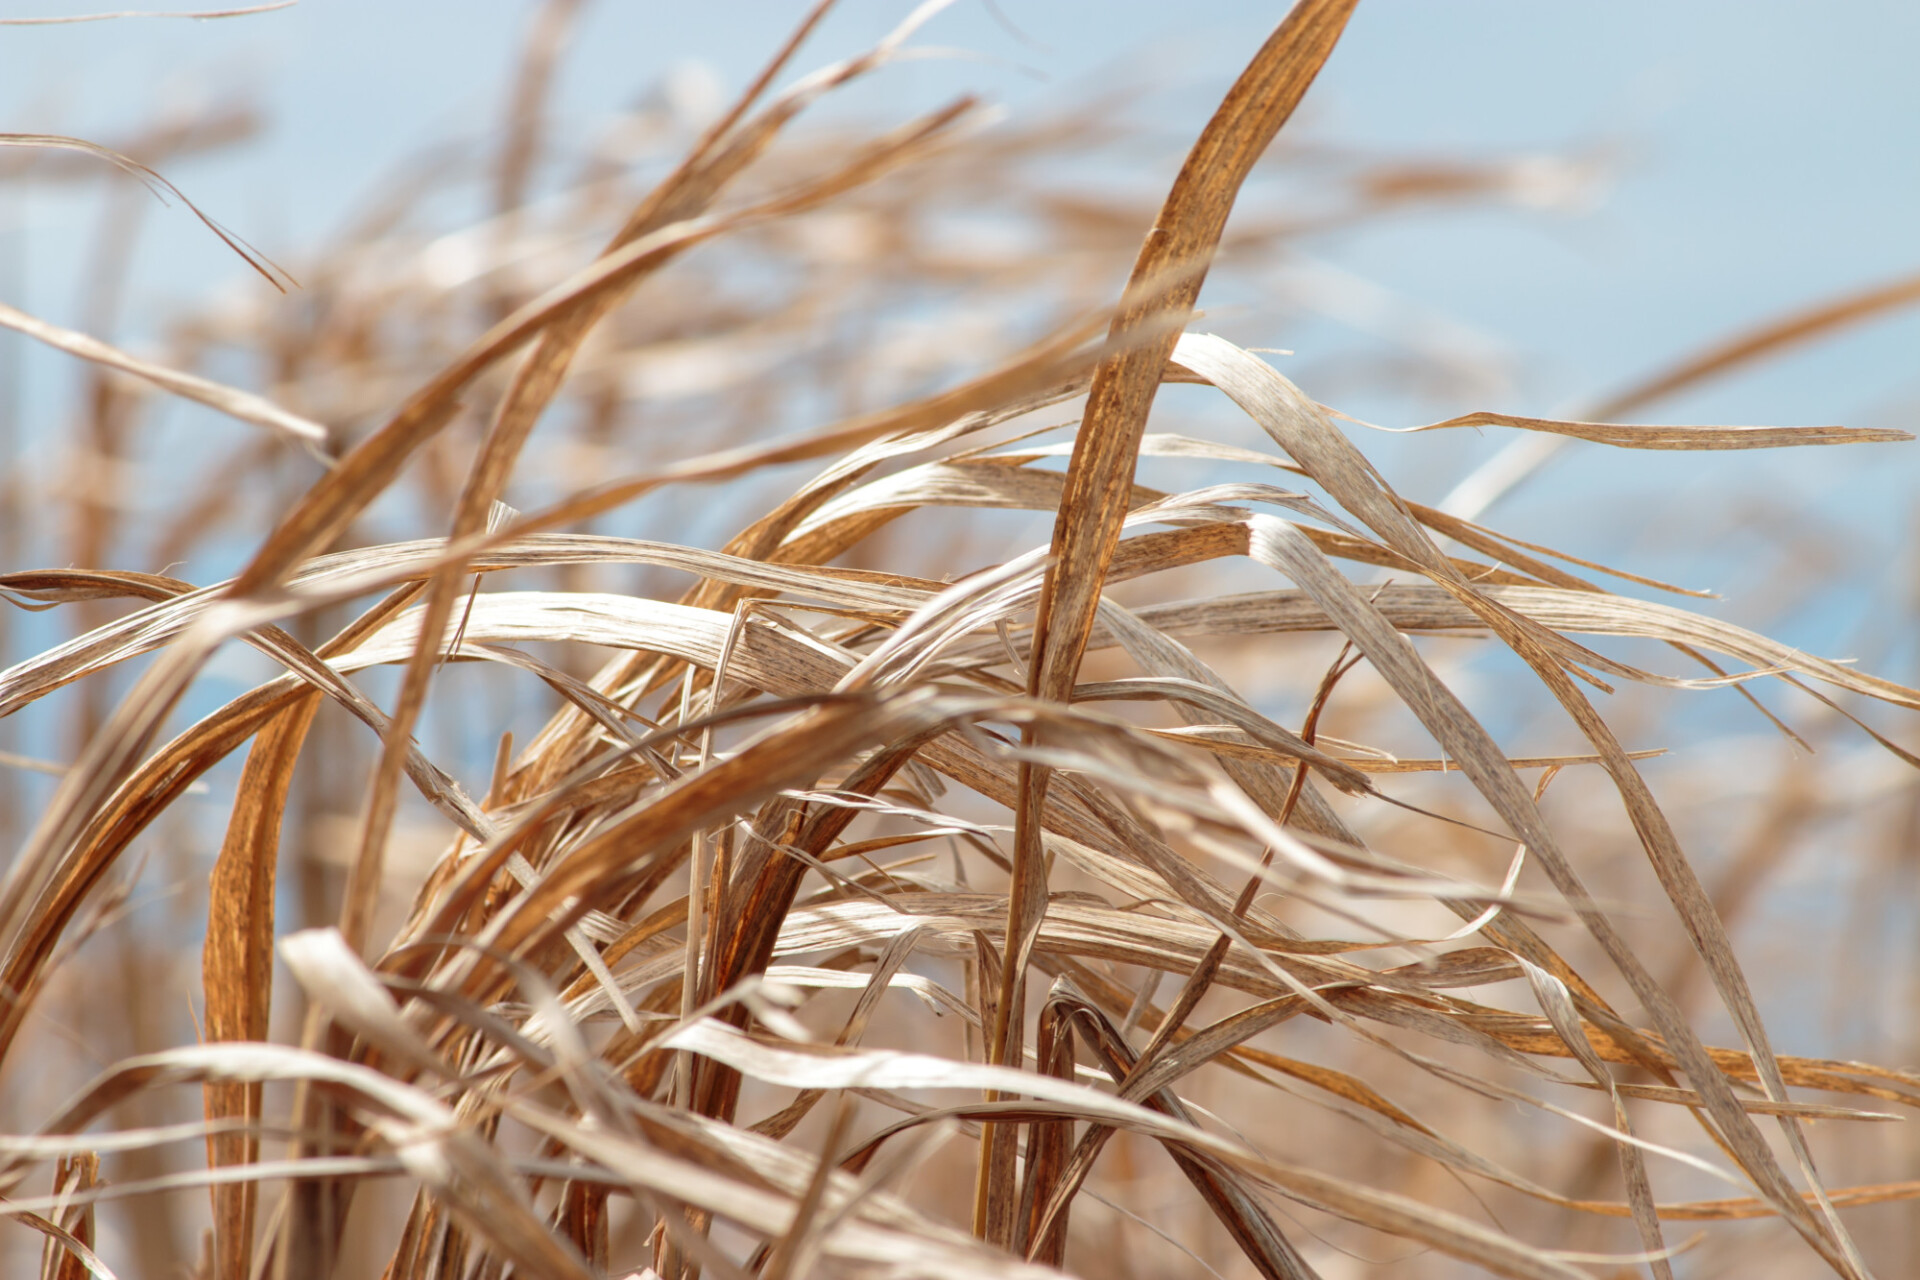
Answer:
[[4, 3, 1920, 1278]]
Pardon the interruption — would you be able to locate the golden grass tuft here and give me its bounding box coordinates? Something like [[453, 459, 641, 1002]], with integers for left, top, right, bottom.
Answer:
[[3, 3, 1920, 1277]]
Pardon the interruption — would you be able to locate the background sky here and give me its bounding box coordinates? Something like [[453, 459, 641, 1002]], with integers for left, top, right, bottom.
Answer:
[[4, 0, 1919, 663]]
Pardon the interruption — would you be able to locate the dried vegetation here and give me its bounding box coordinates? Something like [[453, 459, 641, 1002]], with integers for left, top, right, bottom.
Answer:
[[4, 2, 1920, 1277]]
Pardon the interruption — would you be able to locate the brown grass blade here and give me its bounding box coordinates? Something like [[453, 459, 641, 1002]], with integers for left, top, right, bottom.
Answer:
[[0, 4, 292, 23], [200, 696, 320, 1280], [0, 133, 292, 288], [1441, 267, 1920, 519], [1416, 409, 1910, 451], [0, 301, 329, 454], [39, 1151, 103, 1280], [996, 0, 1360, 1242]]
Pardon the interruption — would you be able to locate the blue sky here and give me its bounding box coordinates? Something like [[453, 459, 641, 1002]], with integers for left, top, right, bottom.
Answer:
[[8, 1, 1917, 416]]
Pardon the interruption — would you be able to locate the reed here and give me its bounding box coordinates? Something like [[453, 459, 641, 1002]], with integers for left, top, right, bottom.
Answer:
[[3, 3, 1918, 1277]]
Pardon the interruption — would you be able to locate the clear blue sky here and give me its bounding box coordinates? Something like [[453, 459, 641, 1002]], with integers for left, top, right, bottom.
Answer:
[[7, 1, 1916, 396]]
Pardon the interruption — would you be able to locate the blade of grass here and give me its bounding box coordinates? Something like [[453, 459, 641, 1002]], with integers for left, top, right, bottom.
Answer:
[[992, 0, 1360, 1243]]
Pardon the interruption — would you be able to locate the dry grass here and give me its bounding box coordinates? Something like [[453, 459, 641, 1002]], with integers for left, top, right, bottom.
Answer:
[[3, 3, 1920, 1278]]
